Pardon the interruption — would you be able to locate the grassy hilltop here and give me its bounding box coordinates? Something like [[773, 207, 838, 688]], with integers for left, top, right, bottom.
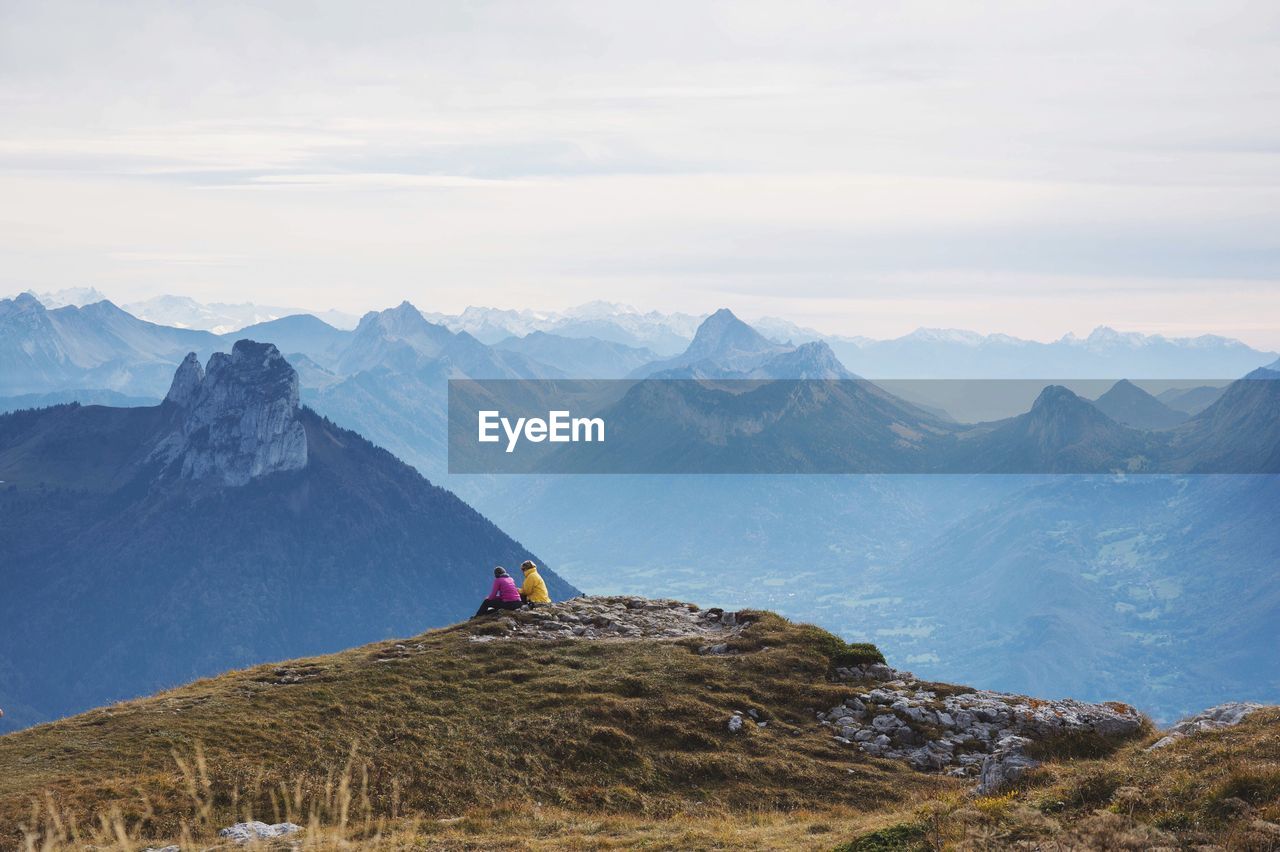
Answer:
[[1, 598, 1278, 850]]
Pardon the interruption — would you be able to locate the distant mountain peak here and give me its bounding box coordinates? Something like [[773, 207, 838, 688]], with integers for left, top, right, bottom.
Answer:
[[685, 308, 784, 361], [7, 291, 45, 313], [153, 340, 307, 486], [757, 340, 854, 379], [1031, 384, 1085, 411], [904, 327, 987, 346], [21, 286, 108, 309], [364, 300, 427, 328], [1092, 379, 1189, 430]]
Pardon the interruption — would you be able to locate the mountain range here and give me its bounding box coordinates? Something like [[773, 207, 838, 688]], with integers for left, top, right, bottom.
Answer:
[[465, 310, 1280, 475], [0, 341, 575, 732], [9, 290, 1275, 383], [2, 295, 1278, 722]]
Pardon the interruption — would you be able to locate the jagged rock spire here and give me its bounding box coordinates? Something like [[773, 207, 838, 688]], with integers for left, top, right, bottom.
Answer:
[[164, 352, 205, 407], [153, 340, 307, 486]]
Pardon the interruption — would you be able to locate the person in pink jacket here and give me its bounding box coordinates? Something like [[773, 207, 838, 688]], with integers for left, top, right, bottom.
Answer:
[[473, 566, 525, 617]]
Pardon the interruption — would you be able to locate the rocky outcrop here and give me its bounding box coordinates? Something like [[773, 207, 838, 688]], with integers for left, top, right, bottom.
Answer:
[[1147, 702, 1263, 750], [818, 680, 1145, 786], [469, 595, 1148, 793], [977, 735, 1041, 795], [468, 596, 750, 642], [154, 340, 307, 486]]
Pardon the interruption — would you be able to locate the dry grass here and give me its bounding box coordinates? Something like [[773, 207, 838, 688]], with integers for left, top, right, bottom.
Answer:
[[0, 612, 951, 849], [3, 610, 1277, 851], [845, 707, 1280, 851]]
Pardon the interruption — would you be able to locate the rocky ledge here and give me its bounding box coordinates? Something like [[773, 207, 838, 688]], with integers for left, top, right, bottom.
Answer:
[[468, 595, 750, 645]]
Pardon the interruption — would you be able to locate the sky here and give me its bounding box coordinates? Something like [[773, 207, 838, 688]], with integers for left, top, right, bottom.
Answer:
[[2, 1, 1279, 346]]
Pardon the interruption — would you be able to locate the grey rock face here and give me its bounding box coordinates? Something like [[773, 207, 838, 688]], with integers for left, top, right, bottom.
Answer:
[[155, 340, 307, 486], [977, 735, 1040, 795], [816, 681, 1144, 783], [164, 352, 204, 407], [1147, 702, 1263, 750]]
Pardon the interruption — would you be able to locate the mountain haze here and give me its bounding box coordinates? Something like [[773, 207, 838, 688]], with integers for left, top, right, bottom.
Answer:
[[1092, 379, 1189, 429], [0, 342, 575, 732]]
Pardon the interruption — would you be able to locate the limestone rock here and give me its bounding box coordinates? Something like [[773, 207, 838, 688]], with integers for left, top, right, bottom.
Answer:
[[154, 340, 307, 486], [164, 352, 204, 407], [471, 596, 751, 643], [218, 821, 301, 843], [823, 678, 1144, 779], [1147, 702, 1263, 750], [977, 735, 1040, 795]]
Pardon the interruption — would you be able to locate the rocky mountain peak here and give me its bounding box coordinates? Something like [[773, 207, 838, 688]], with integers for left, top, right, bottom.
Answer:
[[685, 308, 785, 361], [1093, 379, 1188, 430], [2, 292, 46, 317], [755, 340, 854, 379], [154, 340, 307, 486], [1030, 384, 1085, 413], [165, 352, 205, 407]]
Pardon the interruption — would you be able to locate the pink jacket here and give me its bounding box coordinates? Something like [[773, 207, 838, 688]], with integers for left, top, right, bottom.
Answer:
[[488, 575, 522, 602]]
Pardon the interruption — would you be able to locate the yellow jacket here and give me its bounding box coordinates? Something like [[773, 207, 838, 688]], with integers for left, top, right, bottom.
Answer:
[[521, 565, 551, 603]]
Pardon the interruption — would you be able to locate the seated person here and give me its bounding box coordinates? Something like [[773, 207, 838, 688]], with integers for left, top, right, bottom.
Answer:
[[520, 560, 552, 605], [473, 567, 525, 617]]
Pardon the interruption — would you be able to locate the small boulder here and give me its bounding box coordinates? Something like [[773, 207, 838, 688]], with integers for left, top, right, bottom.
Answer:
[[218, 822, 301, 844]]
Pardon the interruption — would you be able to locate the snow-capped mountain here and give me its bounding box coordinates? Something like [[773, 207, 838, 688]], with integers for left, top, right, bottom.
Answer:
[[423, 302, 704, 356], [22, 287, 109, 308], [123, 295, 359, 334]]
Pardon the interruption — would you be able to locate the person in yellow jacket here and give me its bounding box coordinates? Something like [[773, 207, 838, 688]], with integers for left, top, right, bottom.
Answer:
[[520, 560, 551, 604]]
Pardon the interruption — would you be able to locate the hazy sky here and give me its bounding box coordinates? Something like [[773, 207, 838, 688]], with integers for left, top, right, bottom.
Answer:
[[2, 1, 1279, 345]]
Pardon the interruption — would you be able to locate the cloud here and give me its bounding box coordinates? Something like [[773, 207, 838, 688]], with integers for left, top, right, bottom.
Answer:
[[0, 0, 1277, 344]]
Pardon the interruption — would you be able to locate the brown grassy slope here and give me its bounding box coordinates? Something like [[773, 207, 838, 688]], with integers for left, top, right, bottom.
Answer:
[[831, 707, 1280, 851], [0, 610, 955, 847]]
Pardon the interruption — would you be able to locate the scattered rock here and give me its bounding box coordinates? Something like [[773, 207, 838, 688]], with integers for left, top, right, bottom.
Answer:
[[728, 713, 745, 734], [470, 596, 752, 644], [1147, 702, 1263, 750], [218, 821, 301, 843]]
